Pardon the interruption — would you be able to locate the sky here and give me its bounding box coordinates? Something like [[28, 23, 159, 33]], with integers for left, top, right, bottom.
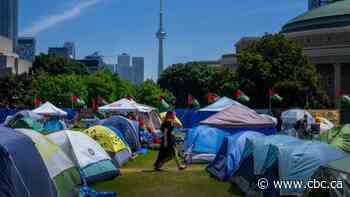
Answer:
[[19, 0, 307, 80]]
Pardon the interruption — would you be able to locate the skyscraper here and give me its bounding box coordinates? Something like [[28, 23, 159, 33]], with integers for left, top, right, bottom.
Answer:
[[156, 0, 166, 78], [64, 42, 76, 59], [132, 57, 145, 85], [16, 37, 36, 62], [0, 0, 18, 49], [117, 53, 132, 81]]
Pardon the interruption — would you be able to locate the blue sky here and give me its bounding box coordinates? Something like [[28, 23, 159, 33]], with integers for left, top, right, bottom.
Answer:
[[19, 0, 307, 79]]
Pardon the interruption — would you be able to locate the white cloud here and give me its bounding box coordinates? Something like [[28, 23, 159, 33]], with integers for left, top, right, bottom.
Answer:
[[21, 0, 103, 36]]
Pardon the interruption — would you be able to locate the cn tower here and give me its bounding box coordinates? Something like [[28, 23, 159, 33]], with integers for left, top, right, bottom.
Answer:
[[156, 0, 166, 78]]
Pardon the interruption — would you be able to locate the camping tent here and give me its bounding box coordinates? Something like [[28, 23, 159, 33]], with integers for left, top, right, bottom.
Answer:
[[199, 97, 252, 112], [281, 109, 315, 130], [4, 110, 42, 126], [48, 130, 119, 183], [182, 125, 233, 163], [82, 125, 132, 165], [200, 105, 276, 132], [10, 117, 44, 131], [99, 98, 161, 129], [98, 116, 140, 152], [320, 124, 350, 153], [16, 129, 81, 197], [207, 131, 265, 181], [304, 156, 350, 197], [0, 126, 57, 197], [33, 102, 68, 117]]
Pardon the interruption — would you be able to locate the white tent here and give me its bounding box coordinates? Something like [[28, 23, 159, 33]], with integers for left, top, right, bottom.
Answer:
[[48, 130, 119, 183], [281, 109, 315, 130], [32, 102, 67, 117], [199, 97, 254, 112], [99, 98, 155, 113]]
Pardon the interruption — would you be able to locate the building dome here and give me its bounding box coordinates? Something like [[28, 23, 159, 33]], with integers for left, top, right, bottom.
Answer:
[[282, 0, 350, 33]]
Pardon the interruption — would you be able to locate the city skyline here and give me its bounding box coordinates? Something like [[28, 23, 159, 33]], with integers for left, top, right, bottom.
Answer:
[[19, 0, 307, 79]]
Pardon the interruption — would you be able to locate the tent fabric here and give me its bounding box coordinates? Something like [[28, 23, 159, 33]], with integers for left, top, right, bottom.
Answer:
[[171, 109, 213, 128], [160, 112, 183, 128], [200, 105, 276, 128], [98, 116, 140, 152], [0, 126, 57, 197], [304, 156, 350, 197], [48, 130, 119, 183], [83, 125, 130, 154], [10, 117, 44, 131], [99, 98, 154, 113], [281, 109, 315, 129], [42, 118, 66, 133], [16, 129, 81, 197], [33, 102, 68, 116], [199, 97, 252, 112], [207, 131, 265, 181], [320, 124, 350, 153], [4, 110, 42, 126]]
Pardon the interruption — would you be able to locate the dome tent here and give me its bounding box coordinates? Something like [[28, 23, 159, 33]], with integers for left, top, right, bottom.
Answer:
[[16, 129, 81, 197], [82, 125, 132, 166], [0, 126, 56, 197], [48, 130, 119, 183], [320, 124, 350, 153]]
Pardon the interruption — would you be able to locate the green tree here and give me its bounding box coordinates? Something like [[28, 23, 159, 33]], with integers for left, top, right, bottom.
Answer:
[[135, 80, 174, 109], [0, 74, 34, 107], [237, 33, 329, 108], [158, 63, 239, 107], [31, 53, 88, 75]]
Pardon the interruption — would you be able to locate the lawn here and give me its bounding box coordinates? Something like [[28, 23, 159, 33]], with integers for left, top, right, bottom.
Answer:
[[92, 150, 243, 197]]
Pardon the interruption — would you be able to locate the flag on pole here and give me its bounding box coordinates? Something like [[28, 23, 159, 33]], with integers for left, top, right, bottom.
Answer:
[[188, 95, 200, 108], [187, 95, 193, 105], [34, 97, 42, 107], [207, 92, 219, 103], [71, 95, 78, 104], [235, 89, 250, 103], [269, 88, 283, 102], [159, 96, 170, 109]]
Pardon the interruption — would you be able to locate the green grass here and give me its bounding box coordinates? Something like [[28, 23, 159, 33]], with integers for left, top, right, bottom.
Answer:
[[92, 150, 243, 197]]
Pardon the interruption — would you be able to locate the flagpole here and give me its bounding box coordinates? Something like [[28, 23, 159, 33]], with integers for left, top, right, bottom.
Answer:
[[269, 96, 272, 115]]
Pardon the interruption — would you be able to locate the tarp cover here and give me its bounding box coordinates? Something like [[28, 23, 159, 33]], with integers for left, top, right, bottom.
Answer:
[[33, 102, 68, 116], [199, 97, 252, 112], [320, 124, 350, 153], [207, 131, 265, 181], [200, 105, 275, 128], [0, 126, 56, 197]]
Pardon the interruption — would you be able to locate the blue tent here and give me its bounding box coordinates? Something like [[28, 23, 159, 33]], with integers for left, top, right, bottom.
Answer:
[[98, 116, 140, 152], [42, 118, 66, 133], [0, 126, 57, 197], [207, 131, 265, 181]]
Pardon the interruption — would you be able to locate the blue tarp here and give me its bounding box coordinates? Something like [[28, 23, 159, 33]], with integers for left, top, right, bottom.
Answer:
[[167, 109, 214, 129], [0, 126, 57, 197], [98, 116, 140, 152], [207, 131, 265, 181]]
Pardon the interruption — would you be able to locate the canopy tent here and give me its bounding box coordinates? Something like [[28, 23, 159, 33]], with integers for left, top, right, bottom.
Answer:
[[99, 98, 161, 129], [48, 130, 119, 183], [33, 102, 68, 117], [0, 127, 56, 197], [17, 129, 81, 197], [304, 156, 350, 197], [200, 105, 276, 130], [320, 124, 350, 153], [82, 126, 132, 165], [199, 97, 252, 112], [236, 135, 347, 196], [160, 112, 183, 128], [281, 109, 315, 130], [98, 116, 140, 152], [207, 131, 265, 181]]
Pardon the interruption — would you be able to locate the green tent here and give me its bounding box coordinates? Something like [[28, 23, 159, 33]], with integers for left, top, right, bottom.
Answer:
[[304, 156, 350, 197], [11, 117, 44, 132], [320, 124, 350, 153]]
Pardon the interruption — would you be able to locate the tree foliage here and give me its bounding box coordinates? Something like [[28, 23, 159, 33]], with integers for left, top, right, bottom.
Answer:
[[237, 33, 329, 108], [0, 74, 34, 107], [158, 63, 239, 107]]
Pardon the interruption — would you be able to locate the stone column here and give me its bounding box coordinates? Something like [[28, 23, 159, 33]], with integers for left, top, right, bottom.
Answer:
[[334, 63, 342, 108]]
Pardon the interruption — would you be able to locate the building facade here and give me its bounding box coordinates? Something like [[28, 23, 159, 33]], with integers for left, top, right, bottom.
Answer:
[[193, 53, 239, 70], [308, 0, 336, 10], [64, 42, 76, 59], [0, 0, 18, 49], [48, 47, 70, 59], [16, 37, 36, 62], [132, 57, 145, 85], [78, 52, 105, 73], [117, 53, 132, 81]]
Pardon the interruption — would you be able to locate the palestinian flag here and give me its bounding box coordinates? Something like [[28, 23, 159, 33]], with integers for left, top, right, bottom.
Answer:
[[235, 89, 250, 103], [207, 92, 219, 103], [159, 96, 170, 109], [188, 95, 200, 108], [34, 97, 42, 107], [269, 88, 283, 102]]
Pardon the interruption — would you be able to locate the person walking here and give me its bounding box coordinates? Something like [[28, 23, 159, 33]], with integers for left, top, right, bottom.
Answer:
[[154, 111, 186, 171]]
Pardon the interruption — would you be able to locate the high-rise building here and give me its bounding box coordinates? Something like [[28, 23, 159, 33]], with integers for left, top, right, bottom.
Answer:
[[78, 52, 105, 73], [117, 53, 132, 81], [156, 0, 166, 78], [0, 0, 18, 49], [308, 0, 336, 10], [48, 47, 70, 59], [64, 42, 76, 59], [16, 37, 36, 62], [132, 57, 144, 85]]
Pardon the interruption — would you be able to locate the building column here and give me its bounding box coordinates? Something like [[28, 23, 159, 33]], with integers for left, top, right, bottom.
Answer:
[[334, 63, 342, 108]]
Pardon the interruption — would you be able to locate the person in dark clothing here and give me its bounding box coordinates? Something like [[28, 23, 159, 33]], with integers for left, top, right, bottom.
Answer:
[[154, 111, 186, 171]]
